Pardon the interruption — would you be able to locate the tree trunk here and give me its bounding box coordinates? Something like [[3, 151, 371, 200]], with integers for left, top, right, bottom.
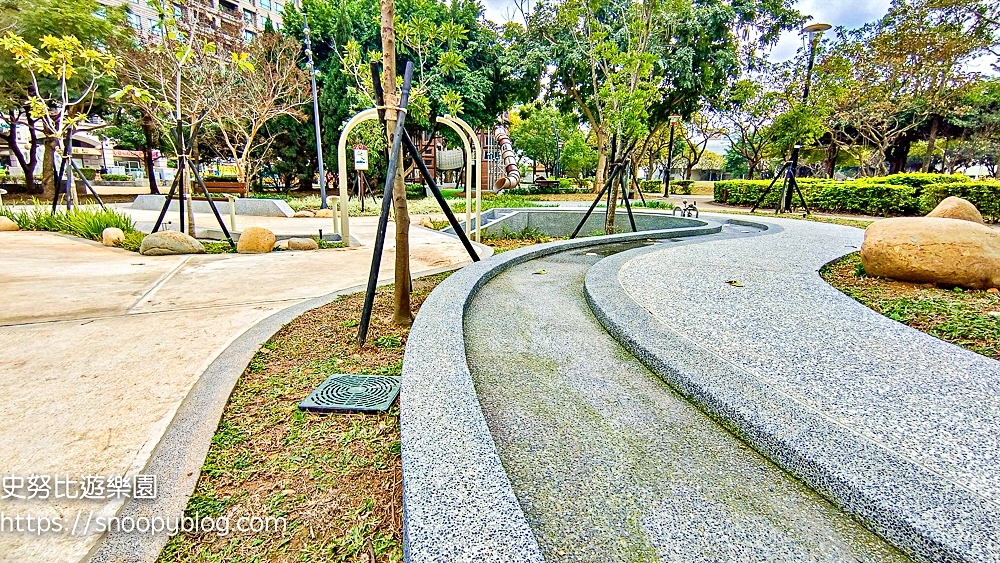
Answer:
[[605, 138, 619, 234], [141, 111, 159, 194], [685, 163, 694, 180], [824, 143, 839, 178], [1, 116, 39, 194], [593, 130, 608, 194], [886, 140, 910, 175], [381, 0, 412, 327], [922, 117, 939, 173], [42, 136, 56, 196], [746, 158, 757, 180]]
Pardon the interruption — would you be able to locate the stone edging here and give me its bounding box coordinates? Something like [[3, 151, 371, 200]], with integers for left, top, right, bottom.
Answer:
[[582, 223, 1000, 563], [84, 264, 469, 563], [400, 220, 722, 562]]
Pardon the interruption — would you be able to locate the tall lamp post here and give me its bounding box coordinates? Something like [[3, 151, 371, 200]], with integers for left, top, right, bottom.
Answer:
[[663, 114, 680, 197], [303, 15, 328, 209], [780, 22, 830, 213], [553, 123, 562, 180]]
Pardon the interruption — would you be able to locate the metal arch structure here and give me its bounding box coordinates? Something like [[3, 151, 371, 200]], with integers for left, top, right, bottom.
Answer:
[[337, 109, 381, 246], [438, 114, 482, 242]]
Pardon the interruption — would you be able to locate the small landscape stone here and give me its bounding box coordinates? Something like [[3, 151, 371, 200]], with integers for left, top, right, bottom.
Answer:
[[102, 227, 125, 246], [419, 216, 434, 229], [0, 216, 19, 231], [926, 196, 985, 224], [139, 230, 205, 255], [314, 208, 334, 218], [988, 288, 999, 295], [273, 239, 290, 251], [288, 237, 319, 251], [237, 226, 276, 253], [294, 210, 316, 218]]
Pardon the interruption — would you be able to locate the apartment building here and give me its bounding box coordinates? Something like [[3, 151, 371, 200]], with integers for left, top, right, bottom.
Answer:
[[99, 0, 296, 42]]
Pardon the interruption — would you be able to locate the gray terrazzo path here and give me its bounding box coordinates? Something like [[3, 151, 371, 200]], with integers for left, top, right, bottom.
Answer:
[[590, 216, 1000, 561], [464, 243, 909, 562]]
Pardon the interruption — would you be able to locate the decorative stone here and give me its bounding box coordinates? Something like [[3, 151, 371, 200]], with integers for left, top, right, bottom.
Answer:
[[861, 217, 1000, 289], [926, 196, 985, 224], [314, 208, 334, 218], [139, 230, 205, 255], [273, 239, 290, 251], [288, 237, 319, 251], [419, 216, 434, 229], [293, 210, 315, 218], [236, 226, 275, 253], [102, 227, 125, 246], [0, 216, 19, 231]]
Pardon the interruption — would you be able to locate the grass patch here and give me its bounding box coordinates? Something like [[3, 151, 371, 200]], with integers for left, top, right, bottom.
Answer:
[[159, 274, 453, 563], [713, 209, 875, 230], [822, 252, 1000, 360], [1, 202, 136, 240], [481, 225, 552, 254]]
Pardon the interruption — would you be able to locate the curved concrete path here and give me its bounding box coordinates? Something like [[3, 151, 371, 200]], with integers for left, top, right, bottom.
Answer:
[[587, 215, 1000, 561], [464, 242, 908, 562], [0, 222, 487, 563]]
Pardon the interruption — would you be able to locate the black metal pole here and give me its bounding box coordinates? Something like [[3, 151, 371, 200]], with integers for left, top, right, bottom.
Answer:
[[569, 163, 619, 239], [750, 161, 789, 213], [782, 34, 820, 213], [663, 122, 675, 197], [620, 167, 637, 232], [358, 61, 415, 347], [151, 170, 181, 233], [70, 162, 105, 208], [303, 15, 328, 209]]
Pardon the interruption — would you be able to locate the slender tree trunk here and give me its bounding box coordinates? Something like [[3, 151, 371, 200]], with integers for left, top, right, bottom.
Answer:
[[381, 0, 412, 326], [1, 125, 38, 194], [922, 117, 939, 173], [42, 136, 57, 198], [605, 137, 619, 234], [593, 129, 607, 194], [141, 111, 159, 194], [824, 143, 838, 178]]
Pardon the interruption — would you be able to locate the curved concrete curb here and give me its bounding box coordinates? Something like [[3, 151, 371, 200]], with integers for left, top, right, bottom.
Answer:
[[583, 221, 1000, 563], [84, 263, 474, 563], [400, 220, 722, 562]]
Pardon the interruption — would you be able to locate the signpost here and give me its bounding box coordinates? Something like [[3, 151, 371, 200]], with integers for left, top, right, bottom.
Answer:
[[354, 145, 369, 211]]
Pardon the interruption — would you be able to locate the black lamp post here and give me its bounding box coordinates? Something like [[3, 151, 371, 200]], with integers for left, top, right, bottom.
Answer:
[[780, 22, 830, 213], [553, 123, 562, 179], [663, 114, 680, 197], [303, 15, 328, 208]]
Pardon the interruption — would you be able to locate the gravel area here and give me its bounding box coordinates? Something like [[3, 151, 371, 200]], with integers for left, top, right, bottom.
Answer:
[[464, 244, 909, 562]]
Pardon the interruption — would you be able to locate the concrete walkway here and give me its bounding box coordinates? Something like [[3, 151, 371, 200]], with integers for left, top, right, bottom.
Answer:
[[464, 243, 908, 562], [0, 218, 485, 563], [587, 217, 1000, 561]]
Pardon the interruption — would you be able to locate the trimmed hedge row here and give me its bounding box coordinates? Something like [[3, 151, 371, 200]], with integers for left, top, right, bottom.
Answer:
[[714, 173, 999, 221]]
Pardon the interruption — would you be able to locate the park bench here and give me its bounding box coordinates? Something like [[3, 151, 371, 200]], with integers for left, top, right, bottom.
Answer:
[[534, 178, 560, 189], [172, 180, 248, 200]]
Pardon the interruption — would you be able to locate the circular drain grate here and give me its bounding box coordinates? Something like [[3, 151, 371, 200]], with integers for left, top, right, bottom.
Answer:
[[299, 374, 401, 413]]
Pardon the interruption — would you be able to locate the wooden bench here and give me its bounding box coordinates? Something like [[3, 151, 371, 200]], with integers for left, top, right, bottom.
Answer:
[[171, 181, 249, 200], [534, 178, 560, 189]]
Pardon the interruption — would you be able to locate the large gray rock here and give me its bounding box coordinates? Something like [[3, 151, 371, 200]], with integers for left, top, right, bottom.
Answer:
[[139, 230, 205, 255], [861, 217, 1000, 289], [102, 227, 125, 246], [288, 237, 319, 251], [236, 226, 275, 253], [0, 216, 19, 231]]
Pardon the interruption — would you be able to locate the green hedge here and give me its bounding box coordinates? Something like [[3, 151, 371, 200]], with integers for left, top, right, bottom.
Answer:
[[101, 174, 132, 182], [639, 180, 662, 193], [80, 168, 98, 181], [203, 174, 239, 182], [714, 173, 996, 219]]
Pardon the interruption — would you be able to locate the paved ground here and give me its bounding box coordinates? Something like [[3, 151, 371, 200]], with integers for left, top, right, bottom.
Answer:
[[464, 241, 909, 562], [593, 217, 1000, 560], [0, 216, 484, 563]]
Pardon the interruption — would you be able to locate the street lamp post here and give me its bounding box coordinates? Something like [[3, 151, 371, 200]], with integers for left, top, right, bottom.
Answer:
[[780, 22, 830, 213], [553, 123, 561, 180], [303, 15, 328, 209], [663, 114, 680, 197]]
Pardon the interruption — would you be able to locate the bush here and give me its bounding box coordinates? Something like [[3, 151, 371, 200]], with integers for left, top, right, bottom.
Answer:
[[713, 172, 979, 217], [671, 179, 694, 194], [639, 179, 662, 193], [118, 230, 146, 252], [79, 168, 97, 181], [1, 203, 137, 240], [100, 174, 132, 182], [203, 174, 239, 183], [406, 183, 426, 200]]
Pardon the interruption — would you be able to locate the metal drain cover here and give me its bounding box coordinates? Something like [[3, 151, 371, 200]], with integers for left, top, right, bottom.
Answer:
[[298, 374, 401, 413]]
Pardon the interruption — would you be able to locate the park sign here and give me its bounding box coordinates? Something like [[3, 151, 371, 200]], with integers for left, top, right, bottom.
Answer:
[[354, 146, 369, 171]]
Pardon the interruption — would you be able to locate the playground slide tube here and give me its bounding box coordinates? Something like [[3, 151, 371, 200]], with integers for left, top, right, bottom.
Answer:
[[493, 125, 521, 190]]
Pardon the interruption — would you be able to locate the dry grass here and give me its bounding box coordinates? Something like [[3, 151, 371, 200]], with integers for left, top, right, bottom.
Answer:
[[158, 275, 449, 563], [822, 253, 1000, 360]]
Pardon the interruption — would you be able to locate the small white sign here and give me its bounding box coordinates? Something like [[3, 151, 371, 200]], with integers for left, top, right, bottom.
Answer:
[[353, 148, 369, 171]]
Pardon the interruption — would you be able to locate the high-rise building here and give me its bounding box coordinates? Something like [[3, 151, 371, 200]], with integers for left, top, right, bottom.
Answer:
[[99, 0, 296, 43]]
